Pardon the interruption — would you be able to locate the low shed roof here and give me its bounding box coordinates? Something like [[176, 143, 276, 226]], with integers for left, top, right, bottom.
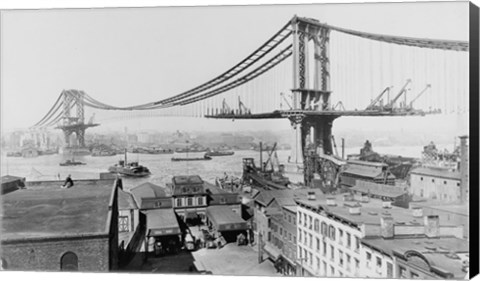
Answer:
[[206, 205, 248, 231], [146, 209, 181, 237]]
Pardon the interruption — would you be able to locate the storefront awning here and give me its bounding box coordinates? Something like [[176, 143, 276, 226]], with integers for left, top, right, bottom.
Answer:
[[263, 244, 281, 260], [146, 209, 181, 237]]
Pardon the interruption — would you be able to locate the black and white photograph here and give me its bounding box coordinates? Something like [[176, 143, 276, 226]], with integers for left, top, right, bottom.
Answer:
[[0, 1, 477, 280]]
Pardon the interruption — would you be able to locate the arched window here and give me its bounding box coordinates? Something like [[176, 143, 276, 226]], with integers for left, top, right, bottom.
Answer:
[[314, 219, 320, 232], [61, 252, 78, 271]]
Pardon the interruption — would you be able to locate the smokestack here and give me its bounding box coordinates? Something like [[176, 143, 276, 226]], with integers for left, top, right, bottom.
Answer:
[[459, 136, 469, 203], [341, 138, 345, 159]]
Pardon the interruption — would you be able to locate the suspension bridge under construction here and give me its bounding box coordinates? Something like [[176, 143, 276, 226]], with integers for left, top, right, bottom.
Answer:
[[31, 15, 469, 187]]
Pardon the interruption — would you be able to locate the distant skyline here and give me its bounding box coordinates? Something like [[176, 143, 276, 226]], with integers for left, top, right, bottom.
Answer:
[[0, 2, 469, 136]]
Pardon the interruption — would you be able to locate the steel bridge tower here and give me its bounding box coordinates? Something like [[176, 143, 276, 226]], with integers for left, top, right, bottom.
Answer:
[[56, 90, 99, 152]]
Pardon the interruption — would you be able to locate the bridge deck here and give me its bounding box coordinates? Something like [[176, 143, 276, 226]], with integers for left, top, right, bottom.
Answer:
[[205, 109, 426, 119]]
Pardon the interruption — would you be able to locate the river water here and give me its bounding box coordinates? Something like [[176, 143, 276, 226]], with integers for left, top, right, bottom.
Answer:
[[1, 144, 448, 191]]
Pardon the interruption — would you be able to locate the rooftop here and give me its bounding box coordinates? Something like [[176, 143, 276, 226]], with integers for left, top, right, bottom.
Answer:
[[1, 175, 26, 184], [254, 188, 324, 207], [206, 205, 248, 231], [410, 202, 469, 216], [146, 209, 181, 236], [410, 166, 461, 180], [1, 179, 116, 240], [347, 160, 388, 168], [296, 193, 457, 227], [351, 180, 407, 198], [172, 175, 204, 185], [118, 189, 138, 210], [363, 236, 469, 279], [342, 165, 387, 178]]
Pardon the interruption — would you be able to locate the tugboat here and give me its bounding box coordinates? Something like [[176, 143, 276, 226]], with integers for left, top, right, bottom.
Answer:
[[108, 149, 151, 177]]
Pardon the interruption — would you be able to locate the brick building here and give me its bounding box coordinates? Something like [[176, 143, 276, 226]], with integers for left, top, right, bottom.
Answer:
[[409, 167, 462, 203], [0, 179, 120, 271]]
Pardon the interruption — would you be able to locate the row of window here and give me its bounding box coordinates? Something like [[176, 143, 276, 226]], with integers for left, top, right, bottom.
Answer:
[[175, 196, 205, 207], [418, 176, 460, 186], [298, 228, 360, 252], [298, 246, 360, 276]]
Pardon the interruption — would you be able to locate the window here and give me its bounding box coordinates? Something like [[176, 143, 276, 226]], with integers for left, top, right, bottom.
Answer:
[[294, 236, 296, 242], [280, 228, 283, 236], [355, 258, 360, 270], [376, 257, 382, 268], [118, 216, 129, 232], [329, 225, 336, 241], [330, 245, 334, 260], [330, 266, 335, 276], [298, 231, 302, 242], [187, 197, 193, 206], [346, 254, 351, 271], [339, 229, 344, 244], [316, 257, 320, 270], [346, 233, 351, 248], [420, 177, 423, 181], [197, 197, 204, 205], [366, 252, 372, 261], [444, 180, 447, 185], [355, 236, 360, 251], [220, 197, 226, 204], [298, 212, 302, 225], [399, 266, 407, 278], [431, 179, 435, 183], [309, 234, 313, 248], [411, 272, 420, 279], [154, 201, 162, 208], [339, 250, 344, 266], [387, 262, 393, 278], [304, 214, 307, 227], [309, 216, 313, 229], [321, 222, 328, 236], [289, 233, 292, 241], [61, 252, 78, 271], [314, 218, 320, 231], [304, 231, 307, 244], [316, 238, 320, 251], [176, 198, 182, 207], [323, 241, 327, 256], [323, 261, 327, 275], [309, 252, 313, 265]]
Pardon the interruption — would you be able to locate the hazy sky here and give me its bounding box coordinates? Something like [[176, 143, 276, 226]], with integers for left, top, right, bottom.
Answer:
[[0, 2, 469, 136]]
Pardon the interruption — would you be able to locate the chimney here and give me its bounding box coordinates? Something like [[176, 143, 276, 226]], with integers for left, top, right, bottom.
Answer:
[[308, 191, 316, 200], [380, 216, 394, 239], [349, 206, 361, 215], [424, 215, 440, 238], [343, 193, 354, 201], [382, 200, 392, 209], [412, 207, 423, 218], [459, 136, 469, 203], [326, 197, 336, 206]]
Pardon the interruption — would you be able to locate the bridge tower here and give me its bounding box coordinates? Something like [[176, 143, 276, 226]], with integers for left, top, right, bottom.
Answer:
[[290, 17, 339, 188], [56, 90, 99, 153]]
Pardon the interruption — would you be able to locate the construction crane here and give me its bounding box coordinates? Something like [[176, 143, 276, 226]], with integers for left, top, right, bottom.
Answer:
[[385, 79, 412, 109], [408, 84, 431, 109], [366, 86, 393, 110], [238, 97, 251, 115], [221, 99, 232, 115]]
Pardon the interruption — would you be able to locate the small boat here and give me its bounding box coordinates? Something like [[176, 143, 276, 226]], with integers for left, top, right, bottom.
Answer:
[[60, 159, 86, 166], [205, 150, 235, 157], [171, 155, 212, 162], [108, 149, 151, 177]]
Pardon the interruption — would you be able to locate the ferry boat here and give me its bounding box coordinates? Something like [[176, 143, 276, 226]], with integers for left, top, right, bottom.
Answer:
[[108, 150, 151, 177], [205, 150, 235, 157]]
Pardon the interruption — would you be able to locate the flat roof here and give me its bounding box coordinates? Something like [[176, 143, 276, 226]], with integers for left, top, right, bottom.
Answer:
[[410, 167, 461, 180], [172, 175, 204, 185], [206, 205, 247, 231], [146, 209, 181, 236], [296, 194, 457, 227], [342, 165, 384, 178], [118, 189, 138, 210], [410, 202, 469, 216], [1, 179, 115, 240], [351, 180, 406, 198], [363, 236, 469, 278], [1, 175, 25, 184]]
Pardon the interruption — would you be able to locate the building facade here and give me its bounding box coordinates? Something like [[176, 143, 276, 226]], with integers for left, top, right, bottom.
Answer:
[[409, 167, 461, 203]]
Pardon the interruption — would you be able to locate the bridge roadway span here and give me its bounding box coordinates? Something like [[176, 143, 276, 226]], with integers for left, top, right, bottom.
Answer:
[[205, 109, 426, 119]]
